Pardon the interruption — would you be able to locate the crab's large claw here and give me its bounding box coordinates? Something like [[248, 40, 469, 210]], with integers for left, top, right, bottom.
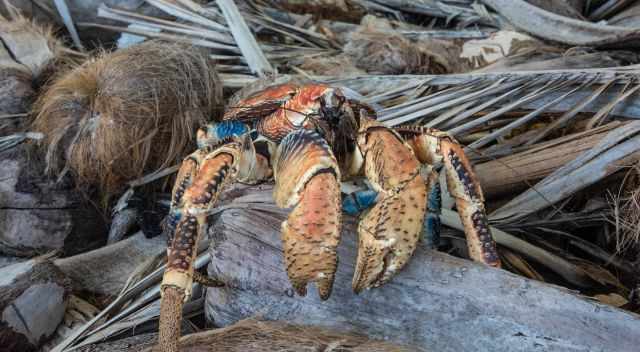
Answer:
[[158, 134, 261, 352], [408, 129, 500, 267], [273, 129, 342, 300], [352, 116, 427, 292]]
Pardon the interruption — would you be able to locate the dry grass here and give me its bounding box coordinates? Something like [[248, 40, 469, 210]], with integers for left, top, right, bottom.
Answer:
[[32, 41, 222, 199], [175, 318, 415, 352], [613, 164, 640, 254]]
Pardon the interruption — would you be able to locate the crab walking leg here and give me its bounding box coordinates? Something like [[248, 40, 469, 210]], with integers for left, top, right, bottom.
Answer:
[[159, 139, 252, 352], [352, 118, 428, 292], [273, 129, 342, 300], [164, 154, 200, 246], [440, 140, 501, 267], [408, 129, 500, 267]]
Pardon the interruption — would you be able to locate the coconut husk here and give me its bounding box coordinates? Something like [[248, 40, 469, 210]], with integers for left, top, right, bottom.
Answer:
[[32, 41, 223, 199], [0, 9, 69, 134], [297, 53, 365, 76], [343, 16, 466, 75], [0, 8, 65, 79]]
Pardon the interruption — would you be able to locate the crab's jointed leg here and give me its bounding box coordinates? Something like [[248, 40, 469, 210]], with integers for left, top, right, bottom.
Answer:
[[352, 117, 428, 292], [159, 127, 264, 352], [407, 128, 501, 267], [273, 129, 342, 300]]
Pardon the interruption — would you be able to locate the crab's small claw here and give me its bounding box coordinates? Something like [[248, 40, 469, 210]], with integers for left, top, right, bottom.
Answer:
[[274, 129, 342, 300], [352, 116, 427, 292]]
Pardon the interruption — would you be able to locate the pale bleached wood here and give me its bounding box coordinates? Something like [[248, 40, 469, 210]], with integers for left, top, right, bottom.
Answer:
[[475, 123, 616, 198], [217, 0, 274, 77], [205, 192, 640, 352]]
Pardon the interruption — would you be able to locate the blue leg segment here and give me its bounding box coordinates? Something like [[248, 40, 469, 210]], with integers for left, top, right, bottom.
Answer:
[[197, 120, 249, 148], [342, 189, 378, 216], [423, 180, 441, 249], [342, 183, 442, 249]]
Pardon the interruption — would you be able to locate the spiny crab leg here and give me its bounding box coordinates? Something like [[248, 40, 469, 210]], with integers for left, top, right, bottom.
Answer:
[[159, 122, 264, 352], [406, 128, 501, 267], [352, 116, 428, 292], [273, 129, 342, 300]]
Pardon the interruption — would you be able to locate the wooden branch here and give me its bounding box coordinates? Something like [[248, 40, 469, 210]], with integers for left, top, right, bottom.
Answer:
[[205, 194, 640, 352]]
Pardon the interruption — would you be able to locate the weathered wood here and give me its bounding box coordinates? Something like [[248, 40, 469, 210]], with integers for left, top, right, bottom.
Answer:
[[0, 257, 70, 351], [0, 147, 72, 257], [491, 121, 640, 221], [0, 145, 107, 257], [205, 189, 640, 352], [475, 123, 614, 199], [217, 0, 274, 76], [55, 232, 166, 296]]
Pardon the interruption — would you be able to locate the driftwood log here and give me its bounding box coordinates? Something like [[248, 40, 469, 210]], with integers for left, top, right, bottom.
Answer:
[[0, 145, 107, 258], [55, 231, 165, 296], [205, 186, 640, 352]]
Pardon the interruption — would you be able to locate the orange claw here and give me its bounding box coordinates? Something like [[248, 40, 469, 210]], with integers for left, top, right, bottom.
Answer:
[[353, 116, 427, 292], [274, 129, 342, 300]]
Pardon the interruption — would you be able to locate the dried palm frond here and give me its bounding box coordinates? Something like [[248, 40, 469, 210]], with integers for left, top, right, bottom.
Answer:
[[32, 40, 222, 199], [88, 0, 334, 80]]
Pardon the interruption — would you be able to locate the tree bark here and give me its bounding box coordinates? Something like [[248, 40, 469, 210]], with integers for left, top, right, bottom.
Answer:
[[205, 187, 640, 352]]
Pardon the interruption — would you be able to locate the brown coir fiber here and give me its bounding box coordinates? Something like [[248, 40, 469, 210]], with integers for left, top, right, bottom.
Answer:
[[32, 41, 222, 198], [343, 17, 464, 75], [150, 318, 416, 352], [0, 10, 69, 133]]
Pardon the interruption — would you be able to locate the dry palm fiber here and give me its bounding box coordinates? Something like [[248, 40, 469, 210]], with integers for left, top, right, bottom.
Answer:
[[0, 9, 68, 132], [614, 163, 640, 255], [264, 0, 367, 22], [0, 8, 65, 79], [32, 40, 222, 199], [297, 54, 365, 76], [146, 318, 414, 352], [343, 16, 466, 75]]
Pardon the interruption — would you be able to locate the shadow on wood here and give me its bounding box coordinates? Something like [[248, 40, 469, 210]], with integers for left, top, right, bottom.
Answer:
[[205, 186, 640, 352]]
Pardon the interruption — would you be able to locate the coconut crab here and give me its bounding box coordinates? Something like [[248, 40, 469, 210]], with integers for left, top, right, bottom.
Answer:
[[157, 83, 500, 351]]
